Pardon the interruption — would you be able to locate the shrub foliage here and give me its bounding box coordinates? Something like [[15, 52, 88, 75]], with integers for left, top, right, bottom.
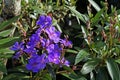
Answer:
[[0, 0, 120, 80]]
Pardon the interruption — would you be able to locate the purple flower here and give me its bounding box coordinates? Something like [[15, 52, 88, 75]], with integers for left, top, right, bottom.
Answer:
[[60, 58, 70, 67], [48, 52, 60, 64], [10, 42, 24, 51], [40, 38, 50, 48], [61, 39, 72, 48], [45, 26, 61, 43], [24, 46, 37, 57], [36, 15, 52, 28], [10, 42, 25, 59], [46, 44, 54, 53], [10, 15, 72, 73], [53, 44, 62, 53], [13, 51, 23, 59], [35, 27, 42, 35], [27, 34, 40, 47], [46, 44, 62, 54], [26, 54, 48, 72]]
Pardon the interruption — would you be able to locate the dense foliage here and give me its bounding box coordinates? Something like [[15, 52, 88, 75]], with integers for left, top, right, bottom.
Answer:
[[0, 0, 120, 80]]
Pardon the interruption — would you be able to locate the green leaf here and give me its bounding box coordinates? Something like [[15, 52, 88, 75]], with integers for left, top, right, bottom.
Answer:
[[3, 67, 29, 80], [61, 73, 87, 80], [81, 58, 100, 74], [53, 19, 62, 33], [41, 73, 52, 80], [0, 15, 21, 31], [81, 26, 89, 45], [0, 61, 7, 73], [88, 0, 101, 12], [91, 9, 104, 25], [46, 64, 56, 80], [0, 48, 14, 58], [63, 66, 75, 74], [106, 58, 120, 80], [7, 66, 29, 74], [0, 0, 2, 3], [75, 50, 88, 65], [66, 6, 87, 23], [95, 41, 105, 49], [66, 49, 78, 54], [90, 72, 95, 80], [0, 37, 19, 45], [3, 73, 30, 80], [115, 59, 120, 64], [0, 37, 20, 49], [0, 29, 12, 37], [96, 67, 110, 80], [0, 48, 14, 54]]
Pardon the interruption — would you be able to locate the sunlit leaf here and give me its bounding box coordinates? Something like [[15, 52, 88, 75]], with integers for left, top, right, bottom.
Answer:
[[75, 50, 88, 65], [0, 29, 12, 37], [31, 6, 44, 14], [81, 26, 89, 45], [88, 0, 101, 11], [81, 58, 100, 74], [66, 49, 78, 54], [90, 72, 95, 80], [0, 48, 14, 54], [115, 59, 120, 64]]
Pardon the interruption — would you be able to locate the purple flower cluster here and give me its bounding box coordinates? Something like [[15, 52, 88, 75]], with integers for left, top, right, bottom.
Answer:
[[10, 15, 72, 72]]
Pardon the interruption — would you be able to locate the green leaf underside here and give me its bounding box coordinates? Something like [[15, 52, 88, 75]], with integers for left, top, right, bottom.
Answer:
[[106, 58, 120, 80]]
